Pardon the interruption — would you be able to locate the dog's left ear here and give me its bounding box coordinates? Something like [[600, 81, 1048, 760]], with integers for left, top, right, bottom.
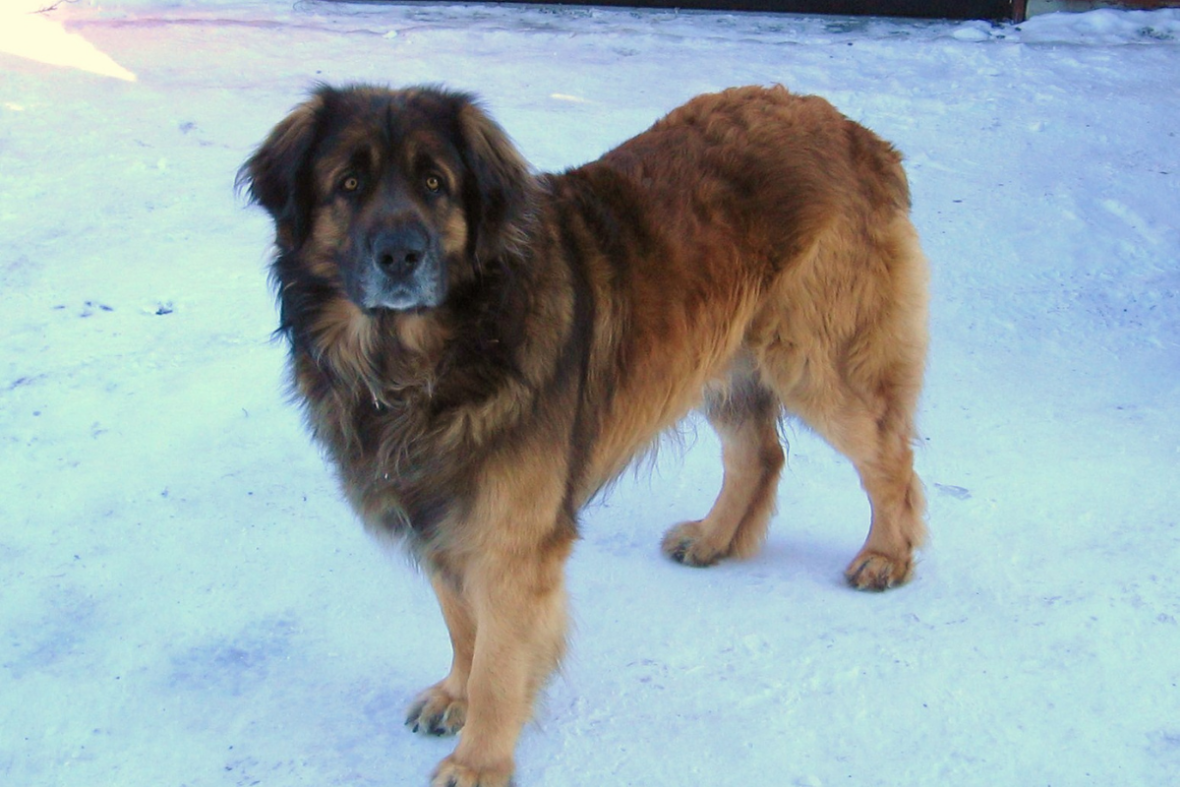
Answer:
[[456, 100, 535, 263], [236, 94, 324, 250]]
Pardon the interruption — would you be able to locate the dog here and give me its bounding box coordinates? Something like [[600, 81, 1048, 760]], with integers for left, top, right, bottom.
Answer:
[[239, 84, 929, 787]]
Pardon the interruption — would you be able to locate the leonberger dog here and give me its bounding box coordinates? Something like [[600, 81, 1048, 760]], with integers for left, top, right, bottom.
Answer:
[[240, 84, 929, 787]]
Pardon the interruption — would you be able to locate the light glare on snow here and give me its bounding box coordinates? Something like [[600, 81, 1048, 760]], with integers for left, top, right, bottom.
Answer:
[[0, 1, 137, 82]]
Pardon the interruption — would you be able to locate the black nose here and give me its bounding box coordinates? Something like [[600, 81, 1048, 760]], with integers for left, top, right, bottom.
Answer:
[[372, 226, 428, 277]]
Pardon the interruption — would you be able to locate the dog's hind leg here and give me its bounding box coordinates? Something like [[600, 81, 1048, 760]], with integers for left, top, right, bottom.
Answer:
[[662, 371, 785, 567], [779, 379, 926, 591], [758, 221, 928, 590]]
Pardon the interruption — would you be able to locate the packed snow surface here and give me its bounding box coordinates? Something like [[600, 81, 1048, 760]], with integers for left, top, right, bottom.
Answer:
[[2, 2, 1178, 785]]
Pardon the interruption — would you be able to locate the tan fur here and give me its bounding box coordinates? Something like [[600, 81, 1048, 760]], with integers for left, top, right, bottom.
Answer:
[[241, 83, 930, 787]]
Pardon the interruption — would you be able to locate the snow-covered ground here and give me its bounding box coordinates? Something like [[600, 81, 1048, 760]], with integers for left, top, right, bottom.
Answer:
[[2, 2, 1178, 785]]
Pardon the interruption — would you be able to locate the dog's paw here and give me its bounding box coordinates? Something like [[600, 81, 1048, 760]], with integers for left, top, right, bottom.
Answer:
[[844, 550, 914, 591], [430, 755, 514, 787], [661, 521, 727, 568], [406, 685, 467, 737]]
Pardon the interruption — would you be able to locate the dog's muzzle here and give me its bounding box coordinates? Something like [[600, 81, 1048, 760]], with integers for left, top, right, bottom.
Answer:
[[357, 223, 446, 312]]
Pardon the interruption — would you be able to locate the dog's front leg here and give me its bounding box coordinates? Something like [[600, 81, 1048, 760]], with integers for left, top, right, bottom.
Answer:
[[429, 534, 571, 787], [407, 574, 477, 737], [423, 441, 575, 787]]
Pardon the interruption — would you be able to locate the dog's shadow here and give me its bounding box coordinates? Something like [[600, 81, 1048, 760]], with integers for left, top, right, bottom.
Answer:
[[742, 536, 856, 590]]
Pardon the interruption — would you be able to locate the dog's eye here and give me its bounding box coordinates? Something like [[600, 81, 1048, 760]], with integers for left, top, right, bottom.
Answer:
[[424, 175, 442, 194], [340, 175, 361, 193]]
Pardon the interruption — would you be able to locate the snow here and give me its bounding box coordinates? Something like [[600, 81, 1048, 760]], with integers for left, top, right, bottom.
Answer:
[[2, 2, 1178, 785]]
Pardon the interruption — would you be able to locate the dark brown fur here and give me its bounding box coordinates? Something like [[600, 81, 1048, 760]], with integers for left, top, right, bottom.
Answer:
[[240, 84, 929, 787]]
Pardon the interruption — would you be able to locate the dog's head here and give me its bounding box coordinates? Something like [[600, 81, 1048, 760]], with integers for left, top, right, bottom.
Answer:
[[238, 85, 534, 314]]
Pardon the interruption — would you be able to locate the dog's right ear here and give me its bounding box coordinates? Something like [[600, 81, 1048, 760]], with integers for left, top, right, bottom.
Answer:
[[236, 95, 324, 250]]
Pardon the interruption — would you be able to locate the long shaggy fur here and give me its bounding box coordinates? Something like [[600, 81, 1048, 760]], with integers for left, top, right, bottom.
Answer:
[[240, 83, 930, 787]]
